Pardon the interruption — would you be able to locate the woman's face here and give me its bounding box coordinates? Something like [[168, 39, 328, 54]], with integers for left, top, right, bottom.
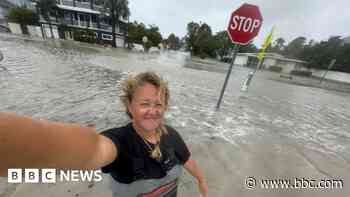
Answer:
[[128, 83, 165, 133]]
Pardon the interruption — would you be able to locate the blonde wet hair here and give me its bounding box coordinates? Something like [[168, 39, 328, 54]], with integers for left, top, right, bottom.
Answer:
[[120, 71, 169, 161]]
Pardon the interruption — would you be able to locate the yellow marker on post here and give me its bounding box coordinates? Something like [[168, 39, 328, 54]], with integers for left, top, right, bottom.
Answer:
[[258, 26, 275, 61]]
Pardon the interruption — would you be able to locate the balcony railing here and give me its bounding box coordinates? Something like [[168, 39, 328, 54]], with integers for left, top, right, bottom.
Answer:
[[59, 19, 123, 33], [40, 15, 60, 24], [94, 5, 104, 12], [99, 23, 111, 31], [61, 18, 78, 26], [61, 0, 73, 7], [59, 0, 105, 12], [75, 1, 90, 9], [90, 22, 98, 29]]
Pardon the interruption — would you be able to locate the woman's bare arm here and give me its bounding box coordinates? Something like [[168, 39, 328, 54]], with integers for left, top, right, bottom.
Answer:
[[184, 158, 208, 197], [0, 112, 117, 177]]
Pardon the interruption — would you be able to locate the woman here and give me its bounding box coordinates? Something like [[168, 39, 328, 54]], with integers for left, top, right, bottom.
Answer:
[[0, 72, 208, 197]]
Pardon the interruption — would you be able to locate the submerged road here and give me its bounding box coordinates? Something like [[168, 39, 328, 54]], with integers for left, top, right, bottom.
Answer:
[[0, 33, 349, 197]]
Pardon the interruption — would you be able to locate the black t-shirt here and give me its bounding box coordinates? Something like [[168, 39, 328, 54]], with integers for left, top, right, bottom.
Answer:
[[100, 123, 191, 184]]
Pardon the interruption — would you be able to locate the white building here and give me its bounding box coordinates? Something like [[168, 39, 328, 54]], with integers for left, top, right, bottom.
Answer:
[[33, 0, 128, 47], [233, 53, 308, 73]]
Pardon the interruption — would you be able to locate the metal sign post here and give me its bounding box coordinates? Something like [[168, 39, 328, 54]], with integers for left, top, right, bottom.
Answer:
[[320, 59, 336, 84], [241, 56, 264, 91], [216, 44, 239, 109], [142, 36, 148, 52], [216, 3, 263, 110], [241, 27, 274, 92]]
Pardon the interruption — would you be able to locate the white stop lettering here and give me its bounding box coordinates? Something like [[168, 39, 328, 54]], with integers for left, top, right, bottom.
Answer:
[[230, 15, 261, 33]]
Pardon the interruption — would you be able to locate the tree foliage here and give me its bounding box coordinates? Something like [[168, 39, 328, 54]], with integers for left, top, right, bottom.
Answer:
[[239, 42, 258, 53], [37, 0, 56, 22], [269, 37, 285, 53], [127, 21, 162, 50], [273, 35, 350, 73], [185, 22, 258, 59], [7, 6, 39, 34], [185, 22, 201, 55], [102, 0, 130, 47], [186, 22, 221, 58], [166, 33, 181, 50], [127, 21, 146, 44], [146, 25, 162, 48], [212, 31, 231, 59], [300, 36, 350, 72], [7, 6, 39, 25], [283, 36, 307, 58]]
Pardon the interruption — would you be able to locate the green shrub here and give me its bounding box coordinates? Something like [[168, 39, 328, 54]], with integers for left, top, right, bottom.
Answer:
[[268, 66, 283, 72], [7, 6, 39, 25], [73, 29, 97, 44], [290, 70, 312, 77], [7, 6, 39, 34]]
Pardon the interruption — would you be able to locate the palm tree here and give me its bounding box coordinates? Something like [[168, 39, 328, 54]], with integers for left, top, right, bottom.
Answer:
[[36, 0, 57, 39], [102, 0, 130, 47]]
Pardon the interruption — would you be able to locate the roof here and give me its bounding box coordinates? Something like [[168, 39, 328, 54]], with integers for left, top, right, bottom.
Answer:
[[237, 52, 307, 64], [342, 36, 350, 44], [57, 4, 101, 15], [273, 57, 307, 64]]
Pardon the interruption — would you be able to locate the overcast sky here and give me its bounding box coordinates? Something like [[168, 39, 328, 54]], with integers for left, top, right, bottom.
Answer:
[[129, 0, 350, 46]]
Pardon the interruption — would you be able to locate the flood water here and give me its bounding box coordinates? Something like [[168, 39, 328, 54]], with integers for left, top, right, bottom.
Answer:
[[1, 33, 349, 197]]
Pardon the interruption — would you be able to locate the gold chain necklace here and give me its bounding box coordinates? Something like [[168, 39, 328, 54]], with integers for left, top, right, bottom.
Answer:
[[138, 133, 158, 150], [139, 133, 162, 160], [141, 137, 154, 152]]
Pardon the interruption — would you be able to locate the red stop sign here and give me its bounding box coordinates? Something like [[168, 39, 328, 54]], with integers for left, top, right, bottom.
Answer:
[[227, 3, 263, 45]]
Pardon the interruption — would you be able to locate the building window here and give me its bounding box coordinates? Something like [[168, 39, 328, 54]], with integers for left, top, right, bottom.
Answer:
[[102, 33, 113, 40]]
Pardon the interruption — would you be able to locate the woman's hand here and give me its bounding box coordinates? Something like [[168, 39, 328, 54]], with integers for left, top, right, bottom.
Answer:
[[184, 159, 208, 197], [198, 179, 208, 197]]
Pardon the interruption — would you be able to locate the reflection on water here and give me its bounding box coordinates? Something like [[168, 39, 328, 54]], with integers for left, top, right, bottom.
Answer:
[[0, 33, 350, 195]]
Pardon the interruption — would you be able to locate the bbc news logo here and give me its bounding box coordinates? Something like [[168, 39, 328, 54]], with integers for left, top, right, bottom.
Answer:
[[8, 169, 103, 183]]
